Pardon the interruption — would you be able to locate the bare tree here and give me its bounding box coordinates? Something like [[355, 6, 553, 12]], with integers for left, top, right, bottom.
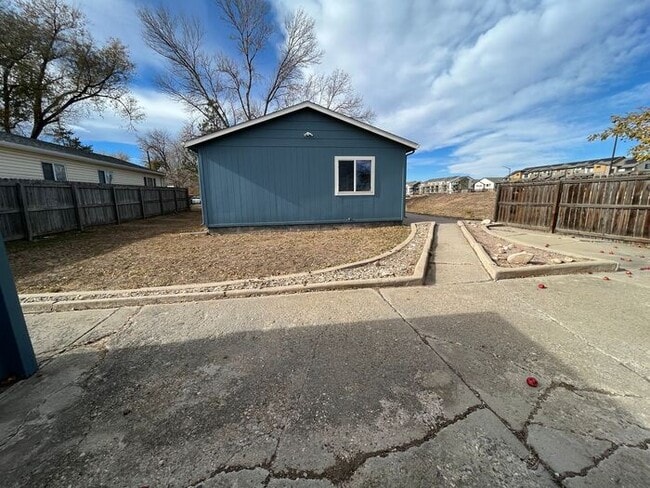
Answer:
[[137, 126, 199, 191], [289, 69, 374, 122], [139, 0, 371, 132], [0, 0, 141, 139]]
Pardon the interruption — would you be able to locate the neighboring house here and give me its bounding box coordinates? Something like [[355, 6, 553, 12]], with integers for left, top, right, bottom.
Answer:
[[185, 101, 418, 228], [0, 132, 165, 186], [420, 176, 472, 195], [474, 177, 505, 191], [406, 181, 421, 196]]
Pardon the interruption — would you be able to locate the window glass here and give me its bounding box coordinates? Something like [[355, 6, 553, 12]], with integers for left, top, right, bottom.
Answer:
[[54, 163, 67, 181], [356, 159, 372, 191], [42, 162, 55, 180], [338, 160, 354, 192], [98, 170, 106, 184]]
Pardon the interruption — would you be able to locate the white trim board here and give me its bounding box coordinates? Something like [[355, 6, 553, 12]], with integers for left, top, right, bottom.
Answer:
[[334, 156, 376, 196], [184, 101, 419, 150]]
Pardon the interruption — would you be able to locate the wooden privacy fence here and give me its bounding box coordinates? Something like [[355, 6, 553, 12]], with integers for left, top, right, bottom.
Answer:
[[0, 179, 189, 242], [493, 176, 650, 243]]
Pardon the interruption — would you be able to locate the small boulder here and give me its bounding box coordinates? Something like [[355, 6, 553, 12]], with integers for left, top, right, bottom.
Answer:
[[564, 257, 575, 263], [481, 219, 492, 225], [551, 258, 563, 264], [507, 251, 534, 265]]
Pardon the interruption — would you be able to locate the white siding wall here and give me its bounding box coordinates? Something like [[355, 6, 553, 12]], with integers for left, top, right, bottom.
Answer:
[[0, 146, 164, 186]]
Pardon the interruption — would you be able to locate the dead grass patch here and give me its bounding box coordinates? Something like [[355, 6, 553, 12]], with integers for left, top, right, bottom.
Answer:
[[7, 210, 410, 293], [407, 192, 495, 220]]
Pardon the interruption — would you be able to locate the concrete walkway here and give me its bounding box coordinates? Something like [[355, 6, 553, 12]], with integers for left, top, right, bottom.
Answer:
[[1, 222, 649, 487], [406, 213, 491, 285]]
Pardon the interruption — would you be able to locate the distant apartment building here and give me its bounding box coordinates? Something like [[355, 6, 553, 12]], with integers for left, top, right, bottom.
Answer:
[[509, 157, 647, 181], [419, 176, 472, 194]]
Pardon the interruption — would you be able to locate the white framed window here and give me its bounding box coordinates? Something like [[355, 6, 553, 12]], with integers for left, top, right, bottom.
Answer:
[[334, 156, 375, 196], [41, 162, 67, 181], [144, 176, 157, 187], [98, 170, 113, 184]]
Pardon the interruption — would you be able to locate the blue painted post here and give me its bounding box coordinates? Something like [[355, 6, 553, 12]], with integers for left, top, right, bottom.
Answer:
[[0, 236, 37, 381]]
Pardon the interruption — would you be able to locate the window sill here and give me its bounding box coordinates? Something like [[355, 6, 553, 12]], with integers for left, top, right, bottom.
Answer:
[[335, 192, 375, 196]]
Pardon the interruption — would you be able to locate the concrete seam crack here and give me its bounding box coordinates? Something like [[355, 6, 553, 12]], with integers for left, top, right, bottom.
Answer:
[[374, 289, 563, 486], [558, 438, 650, 481]]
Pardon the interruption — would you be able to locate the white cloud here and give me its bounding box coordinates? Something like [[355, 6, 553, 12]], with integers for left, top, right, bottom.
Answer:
[[274, 0, 650, 177], [74, 88, 190, 145]]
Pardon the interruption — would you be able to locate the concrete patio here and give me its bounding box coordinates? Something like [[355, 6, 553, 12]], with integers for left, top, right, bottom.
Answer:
[[1, 222, 649, 487]]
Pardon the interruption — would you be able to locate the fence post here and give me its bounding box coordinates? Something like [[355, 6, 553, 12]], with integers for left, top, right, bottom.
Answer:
[[139, 187, 146, 219], [70, 183, 84, 231], [173, 188, 179, 212], [549, 181, 563, 233], [158, 188, 164, 215], [111, 186, 121, 225], [15, 183, 33, 241], [492, 184, 502, 222]]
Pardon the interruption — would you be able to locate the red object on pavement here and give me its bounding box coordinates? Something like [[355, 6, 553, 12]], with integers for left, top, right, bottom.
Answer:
[[640, 266, 650, 271], [537, 283, 547, 289], [626, 270, 633, 275], [603, 276, 610, 280], [526, 377, 539, 387]]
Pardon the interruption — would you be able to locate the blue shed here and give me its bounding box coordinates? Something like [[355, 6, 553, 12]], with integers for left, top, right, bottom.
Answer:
[[185, 101, 418, 229]]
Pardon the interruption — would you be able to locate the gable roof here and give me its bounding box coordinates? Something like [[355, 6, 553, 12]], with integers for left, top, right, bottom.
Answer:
[[184, 101, 419, 150], [516, 157, 626, 173], [0, 132, 164, 176], [479, 177, 506, 183]]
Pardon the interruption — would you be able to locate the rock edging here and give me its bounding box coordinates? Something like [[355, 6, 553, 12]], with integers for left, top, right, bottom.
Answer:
[[458, 221, 617, 281]]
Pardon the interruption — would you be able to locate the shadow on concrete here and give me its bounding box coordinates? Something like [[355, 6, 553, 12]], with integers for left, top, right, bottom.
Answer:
[[0, 312, 647, 487]]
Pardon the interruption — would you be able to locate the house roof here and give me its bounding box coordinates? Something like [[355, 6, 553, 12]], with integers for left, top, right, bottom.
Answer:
[[422, 176, 469, 183], [517, 157, 626, 173], [184, 101, 419, 151], [0, 132, 164, 176], [479, 177, 506, 183]]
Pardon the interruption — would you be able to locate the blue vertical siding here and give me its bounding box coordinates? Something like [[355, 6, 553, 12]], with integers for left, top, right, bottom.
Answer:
[[196, 108, 411, 227]]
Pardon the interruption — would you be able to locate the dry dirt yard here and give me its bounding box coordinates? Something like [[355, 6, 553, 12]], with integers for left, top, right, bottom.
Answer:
[[7, 210, 410, 294], [407, 192, 495, 220]]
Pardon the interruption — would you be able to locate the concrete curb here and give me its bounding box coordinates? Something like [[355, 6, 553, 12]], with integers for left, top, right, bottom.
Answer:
[[21, 222, 435, 312], [458, 221, 618, 281]]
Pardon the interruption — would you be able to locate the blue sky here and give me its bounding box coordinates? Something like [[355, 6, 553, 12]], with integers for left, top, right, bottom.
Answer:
[[73, 0, 650, 179]]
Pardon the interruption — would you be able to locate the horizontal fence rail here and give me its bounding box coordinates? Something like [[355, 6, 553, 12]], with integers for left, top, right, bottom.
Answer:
[[0, 179, 189, 242], [494, 176, 650, 243]]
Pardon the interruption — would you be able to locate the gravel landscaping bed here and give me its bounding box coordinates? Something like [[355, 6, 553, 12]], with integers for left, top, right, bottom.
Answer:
[[463, 221, 585, 267], [20, 222, 432, 303]]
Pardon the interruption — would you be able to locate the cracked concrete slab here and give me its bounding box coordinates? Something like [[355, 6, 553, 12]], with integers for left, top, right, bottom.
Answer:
[[562, 446, 650, 487], [344, 409, 555, 487], [3, 271, 650, 486], [495, 274, 650, 380], [527, 424, 612, 474], [24, 308, 115, 360], [1, 289, 480, 487], [200, 467, 269, 487], [530, 387, 650, 447], [268, 479, 335, 487]]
